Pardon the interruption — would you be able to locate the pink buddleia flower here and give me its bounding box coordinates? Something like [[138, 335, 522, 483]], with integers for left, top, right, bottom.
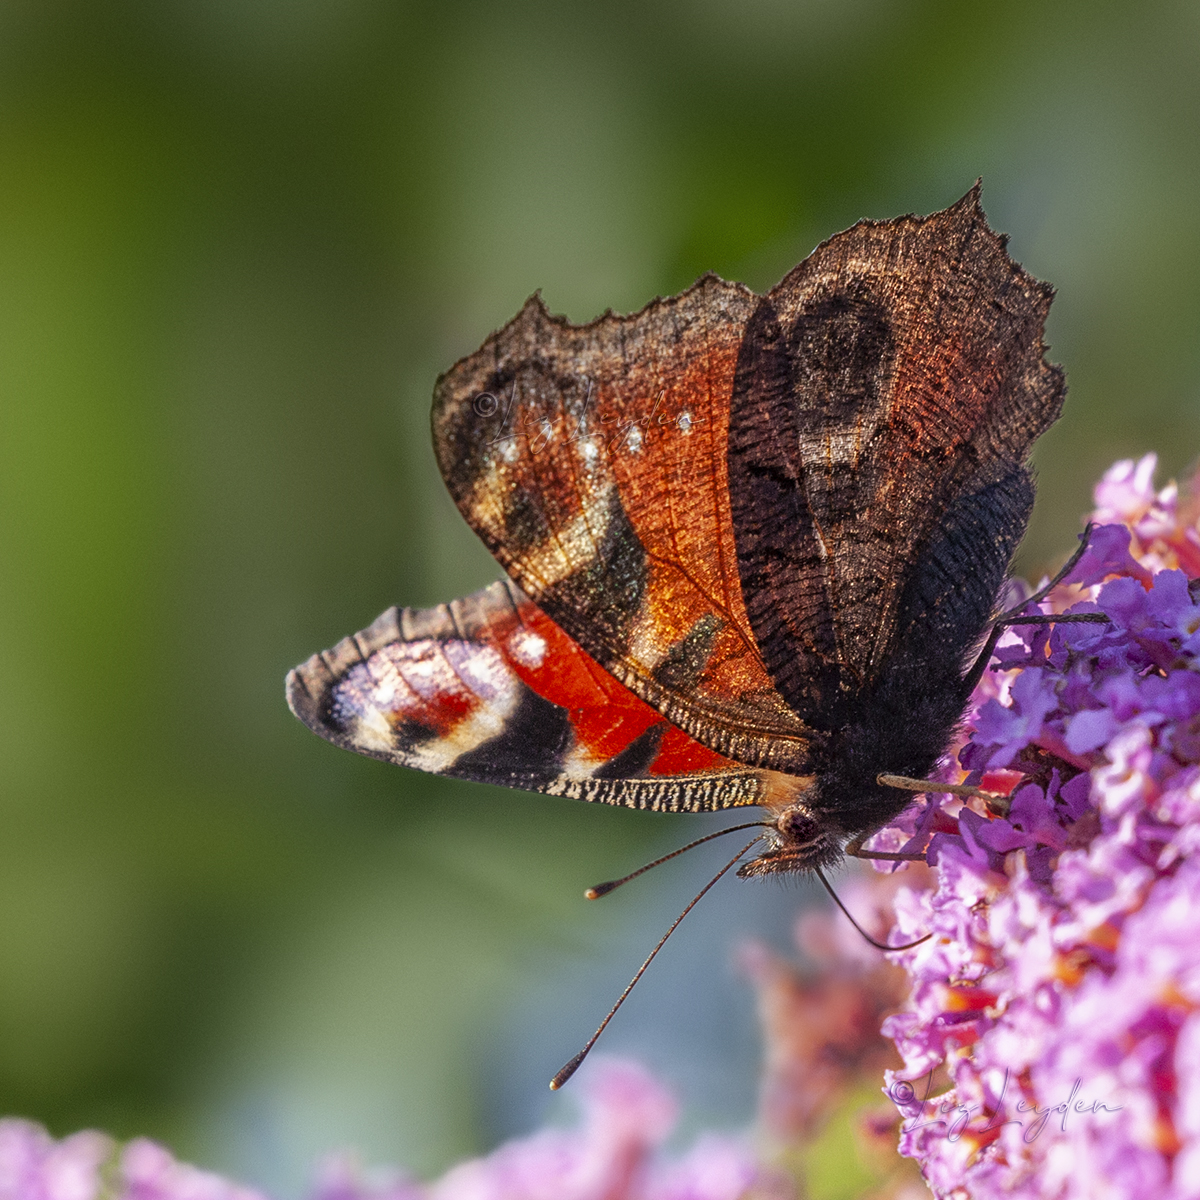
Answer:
[[426, 1059, 680, 1200], [640, 1135, 763, 1200], [0, 1122, 273, 1200], [1092, 454, 1162, 527], [0, 1064, 778, 1200], [119, 1139, 269, 1200], [0, 1120, 111, 1200], [867, 457, 1200, 1199], [416, 1059, 779, 1200], [1091, 453, 1200, 577], [310, 1060, 786, 1200]]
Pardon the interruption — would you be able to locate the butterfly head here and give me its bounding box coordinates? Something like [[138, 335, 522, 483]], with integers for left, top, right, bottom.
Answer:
[[737, 773, 843, 876]]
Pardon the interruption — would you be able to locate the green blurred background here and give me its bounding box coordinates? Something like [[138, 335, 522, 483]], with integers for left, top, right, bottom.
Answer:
[[2, 0, 1199, 1194]]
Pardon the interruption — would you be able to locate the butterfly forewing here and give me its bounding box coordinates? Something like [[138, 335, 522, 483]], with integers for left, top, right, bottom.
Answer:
[[286, 581, 769, 813], [429, 187, 1062, 773], [432, 275, 814, 774]]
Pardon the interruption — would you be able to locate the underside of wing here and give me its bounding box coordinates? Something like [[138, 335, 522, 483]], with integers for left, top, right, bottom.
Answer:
[[726, 184, 1064, 730], [432, 275, 815, 774], [286, 581, 772, 813]]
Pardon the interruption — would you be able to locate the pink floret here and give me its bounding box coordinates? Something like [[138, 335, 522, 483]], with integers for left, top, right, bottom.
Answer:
[[873, 458, 1200, 1199]]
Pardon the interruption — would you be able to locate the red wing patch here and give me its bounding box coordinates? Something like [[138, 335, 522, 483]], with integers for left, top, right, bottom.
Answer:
[[286, 581, 769, 813]]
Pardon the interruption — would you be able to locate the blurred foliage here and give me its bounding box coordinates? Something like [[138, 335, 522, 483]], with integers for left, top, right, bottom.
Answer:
[[2, 0, 1199, 1195]]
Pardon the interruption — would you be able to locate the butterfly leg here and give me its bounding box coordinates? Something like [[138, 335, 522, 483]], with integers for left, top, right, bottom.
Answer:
[[848, 773, 1013, 864], [843, 831, 927, 864], [848, 773, 1017, 865], [1003, 520, 1097, 614], [876, 773, 1009, 814]]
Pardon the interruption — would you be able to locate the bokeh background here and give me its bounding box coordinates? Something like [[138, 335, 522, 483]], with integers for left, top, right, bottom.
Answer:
[[3, 0, 1200, 1195]]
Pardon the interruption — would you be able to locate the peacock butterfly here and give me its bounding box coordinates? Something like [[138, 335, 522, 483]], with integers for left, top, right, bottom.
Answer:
[[288, 185, 1093, 891]]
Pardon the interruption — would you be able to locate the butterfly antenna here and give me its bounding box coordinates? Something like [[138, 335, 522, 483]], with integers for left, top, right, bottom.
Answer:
[[585, 821, 771, 899], [550, 834, 763, 1090], [814, 867, 931, 953]]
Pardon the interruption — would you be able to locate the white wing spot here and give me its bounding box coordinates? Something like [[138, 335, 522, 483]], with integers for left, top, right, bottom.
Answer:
[[677, 411, 693, 433], [508, 628, 547, 668], [626, 425, 644, 452]]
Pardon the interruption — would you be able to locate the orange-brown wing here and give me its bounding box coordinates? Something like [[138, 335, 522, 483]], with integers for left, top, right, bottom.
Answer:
[[286, 580, 775, 812], [432, 275, 814, 775]]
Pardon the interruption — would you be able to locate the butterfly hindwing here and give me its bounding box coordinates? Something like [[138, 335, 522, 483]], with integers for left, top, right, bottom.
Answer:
[[727, 185, 1064, 731], [286, 581, 769, 813]]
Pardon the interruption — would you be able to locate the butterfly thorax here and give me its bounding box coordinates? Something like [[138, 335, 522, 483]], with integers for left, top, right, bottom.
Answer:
[[739, 662, 974, 876]]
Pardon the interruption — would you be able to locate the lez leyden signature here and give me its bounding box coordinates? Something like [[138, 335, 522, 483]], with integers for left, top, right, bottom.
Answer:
[[887, 1068, 1122, 1145]]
